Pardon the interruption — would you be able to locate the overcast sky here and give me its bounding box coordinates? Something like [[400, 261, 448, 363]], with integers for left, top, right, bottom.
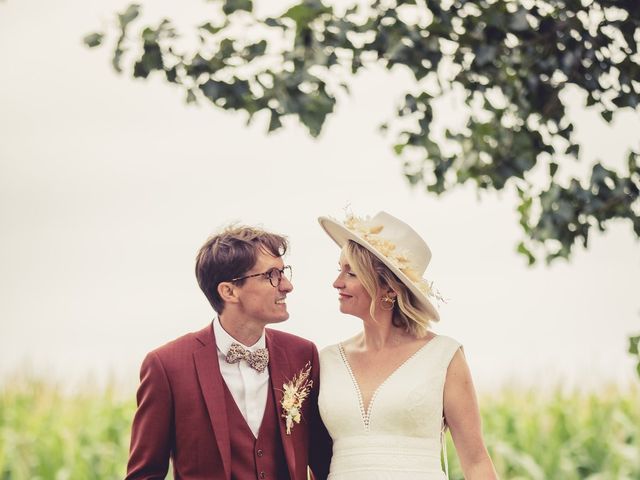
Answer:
[[1, 0, 639, 392]]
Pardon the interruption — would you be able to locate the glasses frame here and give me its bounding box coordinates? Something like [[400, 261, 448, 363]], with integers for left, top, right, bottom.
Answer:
[[229, 265, 292, 288]]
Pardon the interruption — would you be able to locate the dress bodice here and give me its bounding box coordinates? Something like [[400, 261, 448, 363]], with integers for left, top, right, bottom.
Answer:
[[319, 335, 461, 479]]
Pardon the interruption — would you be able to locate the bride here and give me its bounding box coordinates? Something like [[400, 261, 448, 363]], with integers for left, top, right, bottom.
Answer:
[[317, 211, 497, 479]]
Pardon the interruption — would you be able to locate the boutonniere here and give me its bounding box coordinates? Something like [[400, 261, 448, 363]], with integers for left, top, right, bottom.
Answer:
[[281, 361, 313, 435]]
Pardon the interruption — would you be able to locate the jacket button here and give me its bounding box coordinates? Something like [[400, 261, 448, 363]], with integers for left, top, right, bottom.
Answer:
[[256, 449, 264, 457], [259, 472, 266, 479]]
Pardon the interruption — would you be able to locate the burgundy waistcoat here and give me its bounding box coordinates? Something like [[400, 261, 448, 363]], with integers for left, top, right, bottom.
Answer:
[[222, 379, 290, 480]]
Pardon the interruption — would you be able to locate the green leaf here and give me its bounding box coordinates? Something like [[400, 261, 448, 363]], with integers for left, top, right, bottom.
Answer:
[[508, 9, 529, 32], [600, 110, 613, 123], [265, 17, 286, 28], [186, 89, 198, 104], [566, 143, 580, 157], [83, 32, 104, 48], [393, 143, 406, 155], [516, 242, 536, 265], [118, 3, 140, 29], [268, 110, 283, 132], [223, 0, 253, 15], [282, 0, 332, 28], [199, 22, 225, 35], [629, 335, 640, 355], [474, 45, 498, 67], [243, 40, 267, 60]]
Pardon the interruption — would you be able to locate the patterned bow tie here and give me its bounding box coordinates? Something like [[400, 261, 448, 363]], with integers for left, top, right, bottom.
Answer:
[[225, 343, 269, 373]]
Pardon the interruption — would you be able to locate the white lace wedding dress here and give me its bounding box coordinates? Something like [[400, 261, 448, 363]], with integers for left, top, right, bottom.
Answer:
[[318, 335, 461, 479]]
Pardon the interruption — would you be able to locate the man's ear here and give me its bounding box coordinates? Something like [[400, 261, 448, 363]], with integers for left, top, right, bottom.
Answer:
[[218, 282, 239, 304]]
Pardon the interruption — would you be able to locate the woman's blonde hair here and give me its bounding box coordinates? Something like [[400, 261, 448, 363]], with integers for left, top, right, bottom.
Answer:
[[343, 240, 433, 338]]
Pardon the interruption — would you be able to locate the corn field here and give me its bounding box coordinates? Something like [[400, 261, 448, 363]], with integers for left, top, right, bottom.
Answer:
[[1, 378, 638, 479]]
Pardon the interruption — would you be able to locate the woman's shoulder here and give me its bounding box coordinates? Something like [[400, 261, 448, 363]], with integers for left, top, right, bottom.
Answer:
[[426, 333, 463, 365], [430, 333, 462, 349]]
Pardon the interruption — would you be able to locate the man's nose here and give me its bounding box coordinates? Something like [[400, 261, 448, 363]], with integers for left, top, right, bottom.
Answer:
[[279, 276, 293, 293]]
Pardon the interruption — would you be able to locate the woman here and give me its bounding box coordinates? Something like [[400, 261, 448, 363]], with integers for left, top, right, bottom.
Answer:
[[317, 211, 497, 479]]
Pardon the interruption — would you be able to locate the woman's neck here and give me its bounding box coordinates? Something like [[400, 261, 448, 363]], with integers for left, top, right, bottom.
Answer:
[[358, 313, 409, 351]]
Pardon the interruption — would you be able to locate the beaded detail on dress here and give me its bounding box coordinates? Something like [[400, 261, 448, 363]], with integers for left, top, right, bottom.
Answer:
[[319, 335, 461, 480], [337, 340, 438, 433]]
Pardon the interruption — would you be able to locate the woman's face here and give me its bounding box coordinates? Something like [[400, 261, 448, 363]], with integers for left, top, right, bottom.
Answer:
[[333, 251, 375, 320]]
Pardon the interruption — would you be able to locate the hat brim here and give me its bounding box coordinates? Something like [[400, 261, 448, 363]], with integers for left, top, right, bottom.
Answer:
[[318, 216, 440, 322]]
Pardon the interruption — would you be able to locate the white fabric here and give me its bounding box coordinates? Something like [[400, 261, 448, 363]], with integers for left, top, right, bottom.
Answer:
[[214, 318, 269, 437], [319, 335, 461, 479]]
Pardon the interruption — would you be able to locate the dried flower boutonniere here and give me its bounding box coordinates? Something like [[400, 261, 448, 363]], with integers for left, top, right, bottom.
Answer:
[[281, 361, 313, 435]]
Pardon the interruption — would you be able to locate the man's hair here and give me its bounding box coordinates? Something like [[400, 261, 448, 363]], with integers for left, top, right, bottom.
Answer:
[[195, 225, 288, 314]]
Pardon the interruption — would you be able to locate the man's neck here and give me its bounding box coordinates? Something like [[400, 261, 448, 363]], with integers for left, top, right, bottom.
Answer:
[[218, 314, 265, 347]]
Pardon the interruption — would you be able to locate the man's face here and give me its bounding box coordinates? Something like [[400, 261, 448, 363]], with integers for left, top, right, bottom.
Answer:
[[234, 249, 293, 327]]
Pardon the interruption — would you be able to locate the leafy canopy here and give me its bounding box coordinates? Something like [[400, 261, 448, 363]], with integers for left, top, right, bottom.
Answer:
[[86, 0, 640, 264]]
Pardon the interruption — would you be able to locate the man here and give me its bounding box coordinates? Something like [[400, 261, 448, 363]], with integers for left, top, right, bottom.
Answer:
[[125, 225, 332, 480]]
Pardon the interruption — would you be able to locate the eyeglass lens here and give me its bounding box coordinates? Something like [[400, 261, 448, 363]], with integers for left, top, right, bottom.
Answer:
[[268, 266, 292, 287]]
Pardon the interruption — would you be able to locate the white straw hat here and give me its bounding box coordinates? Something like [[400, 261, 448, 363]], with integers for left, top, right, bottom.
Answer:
[[318, 211, 440, 322]]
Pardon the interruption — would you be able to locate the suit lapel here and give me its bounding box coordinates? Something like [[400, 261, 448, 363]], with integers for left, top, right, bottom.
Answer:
[[194, 324, 231, 480], [267, 330, 298, 480]]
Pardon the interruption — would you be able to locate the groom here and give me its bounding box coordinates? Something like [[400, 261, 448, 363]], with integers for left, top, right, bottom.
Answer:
[[125, 225, 332, 479]]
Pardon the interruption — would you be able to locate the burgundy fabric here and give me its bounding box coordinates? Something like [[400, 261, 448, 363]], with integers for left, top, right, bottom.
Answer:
[[125, 324, 332, 480], [222, 378, 289, 480]]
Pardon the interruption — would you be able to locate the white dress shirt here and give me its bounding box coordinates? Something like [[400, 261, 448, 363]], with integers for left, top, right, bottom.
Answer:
[[214, 318, 269, 437]]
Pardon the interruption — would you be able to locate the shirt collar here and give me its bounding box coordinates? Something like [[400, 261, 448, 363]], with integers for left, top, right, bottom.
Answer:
[[214, 317, 266, 354]]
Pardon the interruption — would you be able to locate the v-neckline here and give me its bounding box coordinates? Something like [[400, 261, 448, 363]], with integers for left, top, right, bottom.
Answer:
[[337, 335, 439, 432]]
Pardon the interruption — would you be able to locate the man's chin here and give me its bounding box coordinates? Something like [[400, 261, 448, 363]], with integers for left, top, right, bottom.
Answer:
[[269, 312, 289, 324]]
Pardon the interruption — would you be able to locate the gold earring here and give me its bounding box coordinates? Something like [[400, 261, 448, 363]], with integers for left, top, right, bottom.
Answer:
[[380, 294, 396, 311]]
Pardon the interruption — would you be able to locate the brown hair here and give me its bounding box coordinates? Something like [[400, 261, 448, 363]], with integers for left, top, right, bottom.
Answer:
[[344, 240, 432, 337], [195, 225, 288, 313]]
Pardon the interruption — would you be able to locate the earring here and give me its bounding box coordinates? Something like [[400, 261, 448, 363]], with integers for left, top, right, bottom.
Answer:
[[380, 294, 396, 311]]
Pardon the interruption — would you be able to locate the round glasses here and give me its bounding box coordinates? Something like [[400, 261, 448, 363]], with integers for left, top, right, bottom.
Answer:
[[229, 265, 292, 288]]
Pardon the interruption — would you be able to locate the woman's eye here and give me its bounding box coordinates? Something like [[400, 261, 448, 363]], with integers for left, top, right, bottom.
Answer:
[[337, 268, 356, 277]]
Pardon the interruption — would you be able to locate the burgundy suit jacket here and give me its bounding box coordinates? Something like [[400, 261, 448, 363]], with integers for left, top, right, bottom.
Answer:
[[125, 324, 332, 480]]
